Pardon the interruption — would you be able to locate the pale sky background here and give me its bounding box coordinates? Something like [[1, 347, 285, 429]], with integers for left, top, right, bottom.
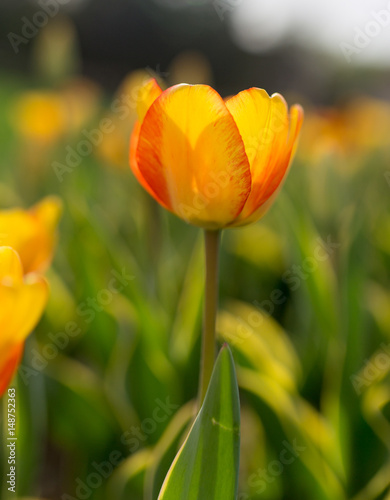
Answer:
[[229, 0, 390, 66]]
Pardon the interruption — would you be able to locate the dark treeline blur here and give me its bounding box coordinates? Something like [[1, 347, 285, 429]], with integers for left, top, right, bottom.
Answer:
[[1, 0, 390, 105]]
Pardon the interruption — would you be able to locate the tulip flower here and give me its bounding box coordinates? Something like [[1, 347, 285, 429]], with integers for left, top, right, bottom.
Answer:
[[0, 247, 48, 395], [12, 80, 101, 144], [129, 78, 303, 406], [0, 196, 62, 274], [0, 196, 60, 395], [130, 79, 303, 229]]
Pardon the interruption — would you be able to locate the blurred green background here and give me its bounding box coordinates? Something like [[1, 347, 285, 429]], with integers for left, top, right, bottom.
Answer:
[[1, 1, 390, 499]]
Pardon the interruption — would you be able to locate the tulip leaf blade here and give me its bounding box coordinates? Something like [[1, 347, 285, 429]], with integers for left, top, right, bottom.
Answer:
[[157, 344, 240, 500]]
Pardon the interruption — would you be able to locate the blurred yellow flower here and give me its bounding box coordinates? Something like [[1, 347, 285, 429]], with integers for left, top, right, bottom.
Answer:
[[96, 70, 154, 170], [342, 96, 390, 152], [0, 196, 62, 274], [0, 246, 48, 396], [12, 78, 101, 144], [10, 80, 101, 188], [298, 108, 344, 164], [13, 91, 68, 144], [298, 96, 390, 167]]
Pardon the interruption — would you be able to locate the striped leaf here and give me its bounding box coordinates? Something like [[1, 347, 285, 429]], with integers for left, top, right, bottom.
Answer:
[[157, 344, 240, 500]]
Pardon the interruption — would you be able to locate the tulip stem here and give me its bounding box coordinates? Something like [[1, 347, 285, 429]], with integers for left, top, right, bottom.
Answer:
[[198, 229, 221, 408]]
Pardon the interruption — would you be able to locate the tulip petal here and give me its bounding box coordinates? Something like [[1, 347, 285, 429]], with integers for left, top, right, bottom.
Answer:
[[130, 121, 171, 209], [0, 246, 23, 286], [29, 196, 62, 272], [136, 84, 251, 228], [31, 196, 63, 234], [0, 276, 49, 349], [0, 210, 35, 272], [129, 79, 168, 206], [226, 89, 291, 220], [258, 103, 304, 202], [0, 247, 48, 395], [0, 196, 61, 274], [231, 103, 304, 227], [136, 78, 163, 124], [0, 342, 24, 396], [226, 88, 274, 168]]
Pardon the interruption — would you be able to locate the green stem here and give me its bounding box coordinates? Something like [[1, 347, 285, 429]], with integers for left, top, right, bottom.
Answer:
[[198, 229, 221, 408]]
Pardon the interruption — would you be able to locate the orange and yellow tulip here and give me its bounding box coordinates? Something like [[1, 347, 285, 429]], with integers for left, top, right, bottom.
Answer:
[[0, 196, 62, 274], [0, 196, 61, 394], [0, 247, 48, 395], [130, 79, 303, 229]]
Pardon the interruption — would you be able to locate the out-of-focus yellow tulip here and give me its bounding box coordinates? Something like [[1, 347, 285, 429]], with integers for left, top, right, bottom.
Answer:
[[12, 79, 101, 144], [298, 96, 390, 167], [13, 91, 68, 144], [96, 70, 154, 170], [342, 96, 390, 152], [129, 79, 303, 229], [0, 247, 48, 395], [10, 81, 101, 188], [298, 108, 344, 164], [0, 196, 62, 274]]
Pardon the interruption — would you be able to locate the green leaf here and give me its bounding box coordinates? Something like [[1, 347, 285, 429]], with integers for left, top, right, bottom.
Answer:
[[157, 344, 240, 500]]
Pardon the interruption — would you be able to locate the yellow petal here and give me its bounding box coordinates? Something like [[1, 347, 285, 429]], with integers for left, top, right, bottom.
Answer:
[[0, 245, 48, 395], [226, 88, 274, 167], [232, 103, 304, 227], [226, 89, 289, 219], [30, 195, 63, 234], [288, 104, 305, 157], [129, 79, 169, 207], [136, 78, 163, 124], [0, 246, 23, 286], [136, 84, 251, 228], [28, 195, 62, 272], [13, 91, 67, 143], [0, 274, 49, 349], [130, 121, 171, 209], [0, 196, 62, 274]]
